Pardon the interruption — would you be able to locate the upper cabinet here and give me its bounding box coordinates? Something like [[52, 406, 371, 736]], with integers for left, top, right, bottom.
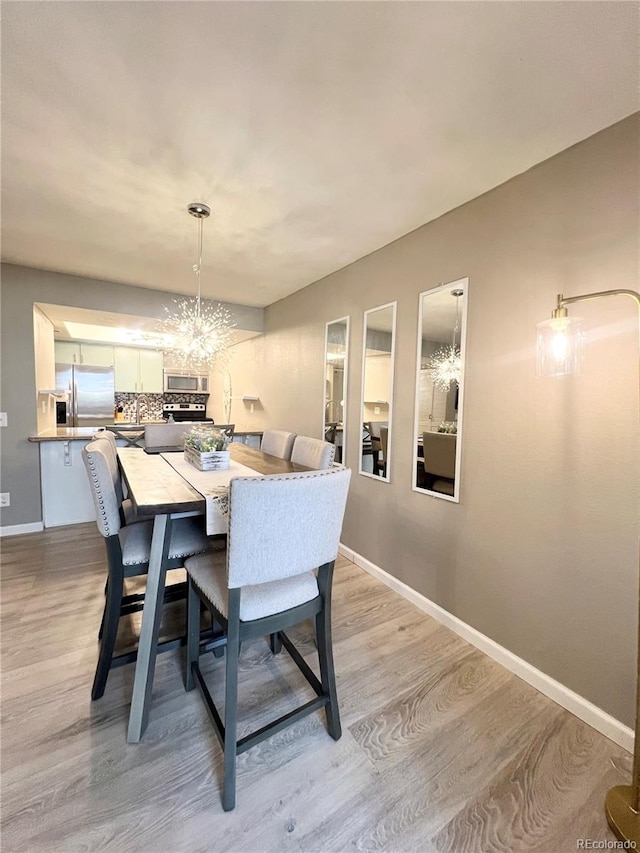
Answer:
[[55, 341, 164, 393], [55, 341, 114, 367], [114, 347, 163, 393], [138, 349, 164, 393]]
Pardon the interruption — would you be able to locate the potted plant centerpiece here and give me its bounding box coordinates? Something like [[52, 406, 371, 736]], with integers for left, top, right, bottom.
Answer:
[[184, 426, 231, 471]]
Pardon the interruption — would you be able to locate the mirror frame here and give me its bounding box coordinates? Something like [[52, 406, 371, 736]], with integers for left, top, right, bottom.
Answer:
[[412, 277, 469, 503], [323, 316, 350, 466], [359, 300, 397, 483]]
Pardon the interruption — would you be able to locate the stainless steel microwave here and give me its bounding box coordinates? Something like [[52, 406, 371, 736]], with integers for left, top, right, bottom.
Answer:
[[163, 370, 209, 394]]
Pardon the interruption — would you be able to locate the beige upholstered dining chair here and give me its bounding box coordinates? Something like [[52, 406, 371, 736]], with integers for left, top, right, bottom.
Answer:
[[260, 429, 296, 460], [291, 435, 335, 469], [82, 440, 211, 700], [184, 465, 352, 811]]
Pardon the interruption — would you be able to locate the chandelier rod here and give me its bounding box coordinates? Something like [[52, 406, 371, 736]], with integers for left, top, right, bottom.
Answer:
[[195, 213, 203, 318]]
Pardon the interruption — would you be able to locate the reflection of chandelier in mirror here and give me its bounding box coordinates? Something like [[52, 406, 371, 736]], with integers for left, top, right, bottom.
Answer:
[[429, 289, 463, 391], [159, 202, 236, 370]]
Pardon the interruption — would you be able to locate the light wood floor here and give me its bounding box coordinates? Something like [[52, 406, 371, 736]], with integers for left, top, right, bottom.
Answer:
[[1, 523, 631, 853]]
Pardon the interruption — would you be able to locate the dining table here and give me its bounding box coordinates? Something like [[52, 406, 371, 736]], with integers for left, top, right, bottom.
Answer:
[[118, 441, 311, 743]]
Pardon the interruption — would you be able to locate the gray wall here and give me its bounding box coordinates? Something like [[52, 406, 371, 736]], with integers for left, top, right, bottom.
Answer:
[[0, 265, 263, 527], [218, 114, 640, 726]]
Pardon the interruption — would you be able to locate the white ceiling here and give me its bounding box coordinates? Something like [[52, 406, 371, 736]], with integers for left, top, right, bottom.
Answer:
[[2, 2, 638, 308]]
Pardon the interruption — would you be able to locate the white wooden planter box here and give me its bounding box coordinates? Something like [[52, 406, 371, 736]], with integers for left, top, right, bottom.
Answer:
[[184, 447, 230, 471]]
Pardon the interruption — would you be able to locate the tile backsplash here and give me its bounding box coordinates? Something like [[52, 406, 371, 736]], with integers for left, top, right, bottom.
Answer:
[[114, 392, 209, 421], [114, 393, 164, 422]]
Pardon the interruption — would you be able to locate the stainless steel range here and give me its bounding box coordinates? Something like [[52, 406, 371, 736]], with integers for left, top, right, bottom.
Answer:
[[162, 403, 213, 423]]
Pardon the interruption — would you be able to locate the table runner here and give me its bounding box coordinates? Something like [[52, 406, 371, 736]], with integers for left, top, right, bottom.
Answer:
[[161, 453, 260, 535]]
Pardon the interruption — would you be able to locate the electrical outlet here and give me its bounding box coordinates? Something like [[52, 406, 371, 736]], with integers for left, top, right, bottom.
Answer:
[[0, 412, 7, 427], [0, 493, 10, 507], [374, 406, 381, 415]]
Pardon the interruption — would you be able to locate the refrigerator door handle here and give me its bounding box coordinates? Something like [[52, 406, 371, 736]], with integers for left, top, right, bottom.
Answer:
[[73, 381, 79, 427]]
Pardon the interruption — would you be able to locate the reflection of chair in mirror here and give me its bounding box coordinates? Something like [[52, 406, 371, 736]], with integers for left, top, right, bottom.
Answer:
[[422, 431, 456, 496], [374, 426, 389, 477], [361, 425, 373, 472], [324, 423, 342, 463], [366, 421, 388, 477]]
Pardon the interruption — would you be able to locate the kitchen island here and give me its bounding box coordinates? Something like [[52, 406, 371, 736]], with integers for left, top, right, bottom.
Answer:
[[29, 429, 104, 526]]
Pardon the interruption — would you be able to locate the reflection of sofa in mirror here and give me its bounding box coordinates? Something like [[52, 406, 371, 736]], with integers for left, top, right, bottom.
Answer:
[[422, 431, 456, 496]]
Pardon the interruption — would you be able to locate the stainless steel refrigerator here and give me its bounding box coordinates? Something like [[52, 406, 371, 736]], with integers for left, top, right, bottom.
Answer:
[[55, 363, 115, 428]]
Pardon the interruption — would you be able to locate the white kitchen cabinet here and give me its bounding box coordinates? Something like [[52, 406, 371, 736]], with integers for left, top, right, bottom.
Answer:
[[138, 349, 164, 393], [54, 341, 81, 364], [114, 346, 139, 392], [78, 343, 114, 366], [54, 341, 114, 366], [114, 346, 163, 393], [40, 440, 96, 527]]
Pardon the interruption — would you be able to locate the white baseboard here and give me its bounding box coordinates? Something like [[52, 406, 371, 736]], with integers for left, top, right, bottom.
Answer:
[[0, 521, 44, 537], [339, 544, 633, 753]]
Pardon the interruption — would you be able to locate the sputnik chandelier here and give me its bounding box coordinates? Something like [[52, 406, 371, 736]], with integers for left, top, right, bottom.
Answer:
[[429, 289, 463, 392], [160, 202, 235, 370]]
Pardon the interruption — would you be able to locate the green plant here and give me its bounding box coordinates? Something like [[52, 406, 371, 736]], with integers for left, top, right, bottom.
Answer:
[[184, 427, 230, 453]]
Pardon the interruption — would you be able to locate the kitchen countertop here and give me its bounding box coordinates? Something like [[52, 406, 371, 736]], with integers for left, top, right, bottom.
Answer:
[[29, 427, 101, 442], [29, 426, 265, 442]]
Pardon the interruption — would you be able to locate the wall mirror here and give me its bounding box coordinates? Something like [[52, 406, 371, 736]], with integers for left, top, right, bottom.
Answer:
[[360, 302, 397, 482], [323, 317, 349, 464], [413, 278, 468, 502]]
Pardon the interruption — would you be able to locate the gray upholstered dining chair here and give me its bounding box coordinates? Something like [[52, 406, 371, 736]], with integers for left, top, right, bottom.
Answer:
[[144, 422, 192, 449], [184, 465, 351, 811], [260, 429, 296, 460], [82, 440, 212, 700], [92, 430, 141, 525], [291, 435, 335, 469]]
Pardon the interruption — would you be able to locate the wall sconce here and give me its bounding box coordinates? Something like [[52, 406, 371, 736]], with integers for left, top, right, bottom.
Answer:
[[538, 287, 640, 846]]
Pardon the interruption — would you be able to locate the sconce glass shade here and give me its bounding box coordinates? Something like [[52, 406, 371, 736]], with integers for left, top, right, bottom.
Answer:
[[536, 315, 585, 378]]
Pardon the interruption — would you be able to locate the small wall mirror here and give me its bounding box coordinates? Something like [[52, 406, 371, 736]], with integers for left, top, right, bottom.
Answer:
[[413, 278, 468, 502], [323, 317, 349, 464], [360, 302, 397, 482]]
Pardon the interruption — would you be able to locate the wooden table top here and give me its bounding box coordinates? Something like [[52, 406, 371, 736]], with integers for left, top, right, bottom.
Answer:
[[118, 442, 310, 516]]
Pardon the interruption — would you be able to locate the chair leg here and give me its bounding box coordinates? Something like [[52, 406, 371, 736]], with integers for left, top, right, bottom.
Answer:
[[212, 614, 225, 658], [185, 578, 200, 692], [92, 570, 123, 701], [97, 576, 109, 639], [315, 562, 341, 740], [269, 632, 282, 654], [223, 589, 241, 812]]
